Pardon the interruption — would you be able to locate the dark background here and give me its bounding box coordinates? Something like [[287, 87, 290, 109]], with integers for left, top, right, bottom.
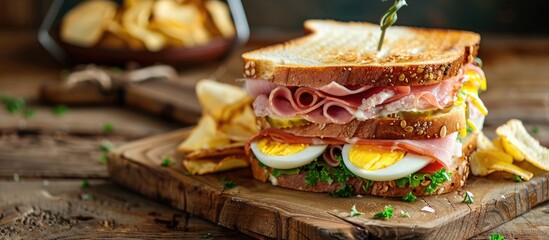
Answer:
[[1, 0, 548, 37]]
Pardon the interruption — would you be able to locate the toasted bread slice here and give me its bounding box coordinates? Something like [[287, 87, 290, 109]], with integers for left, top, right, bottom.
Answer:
[[250, 133, 477, 197], [242, 20, 480, 87], [258, 105, 466, 140]]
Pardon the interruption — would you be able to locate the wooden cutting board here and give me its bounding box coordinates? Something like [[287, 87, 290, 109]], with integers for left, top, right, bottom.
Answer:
[[108, 128, 549, 239]]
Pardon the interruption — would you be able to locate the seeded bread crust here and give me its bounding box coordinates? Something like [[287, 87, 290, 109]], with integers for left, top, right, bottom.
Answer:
[[249, 134, 477, 197], [242, 20, 480, 88], [258, 105, 466, 140]]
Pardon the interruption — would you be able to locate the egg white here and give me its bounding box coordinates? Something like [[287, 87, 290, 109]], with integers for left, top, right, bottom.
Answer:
[[342, 144, 432, 181], [250, 141, 327, 169]]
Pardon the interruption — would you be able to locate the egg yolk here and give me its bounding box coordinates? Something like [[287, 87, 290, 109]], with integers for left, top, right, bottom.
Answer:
[[348, 145, 405, 171], [257, 138, 308, 156]]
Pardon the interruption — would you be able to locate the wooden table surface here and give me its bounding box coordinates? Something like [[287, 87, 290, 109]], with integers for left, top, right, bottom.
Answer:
[[1, 31, 548, 239]]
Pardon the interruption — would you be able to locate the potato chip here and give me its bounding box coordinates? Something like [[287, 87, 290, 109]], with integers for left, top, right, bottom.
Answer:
[[471, 150, 533, 181], [501, 136, 525, 161], [496, 119, 549, 171], [205, 0, 235, 38], [61, 0, 117, 47], [178, 114, 217, 152], [122, 0, 166, 51], [183, 155, 249, 175], [196, 79, 250, 121], [476, 132, 496, 151]]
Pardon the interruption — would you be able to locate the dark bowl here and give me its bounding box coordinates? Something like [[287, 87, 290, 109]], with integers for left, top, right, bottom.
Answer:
[[39, 0, 249, 66]]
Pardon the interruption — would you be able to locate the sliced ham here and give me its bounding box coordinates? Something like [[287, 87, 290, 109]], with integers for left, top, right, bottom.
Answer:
[[294, 87, 321, 109], [243, 79, 277, 98], [319, 81, 374, 96], [323, 145, 343, 167], [251, 66, 468, 123]]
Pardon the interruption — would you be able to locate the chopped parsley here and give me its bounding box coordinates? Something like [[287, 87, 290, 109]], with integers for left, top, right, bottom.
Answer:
[[395, 169, 452, 195], [301, 158, 352, 186], [202, 232, 213, 238], [99, 153, 109, 164], [52, 104, 69, 117], [489, 233, 505, 240], [514, 175, 523, 182], [424, 168, 452, 195], [350, 204, 364, 217], [330, 184, 353, 198], [223, 180, 236, 190], [81, 179, 90, 189], [462, 191, 474, 204], [319, 169, 334, 185], [373, 205, 394, 220], [257, 158, 267, 168], [402, 191, 417, 202], [400, 210, 410, 218], [101, 123, 114, 134], [532, 125, 540, 135], [270, 168, 300, 177], [23, 109, 35, 119], [1, 96, 25, 113], [363, 180, 375, 192], [100, 141, 115, 152], [160, 156, 172, 167]]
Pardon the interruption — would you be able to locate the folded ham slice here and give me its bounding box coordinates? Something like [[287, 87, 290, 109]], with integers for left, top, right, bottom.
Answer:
[[246, 129, 458, 169]]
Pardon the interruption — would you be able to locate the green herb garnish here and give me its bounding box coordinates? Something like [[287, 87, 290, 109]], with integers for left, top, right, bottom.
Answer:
[[81, 179, 90, 189], [319, 169, 334, 185], [532, 125, 540, 135], [202, 232, 213, 238], [100, 140, 115, 152], [99, 153, 109, 164], [257, 158, 268, 168], [23, 109, 35, 119], [330, 184, 354, 198], [489, 233, 505, 240], [350, 204, 364, 217], [400, 210, 410, 218], [271, 168, 300, 177], [462, 191, 474, 204], [424, 168, 452, 195], [160, 156, 172, 167], [363, 180, 375, 192], [101, 123, 114, 134], [305, 169, 320, 186], [221, 178, 237, 190], [373, 205, 394, 220], [377, 0, 408, 51], [52, 104, 69, 117], [1, 96, 25, 114], [402, 191, 416, 202], [514, 175, 523, 182]]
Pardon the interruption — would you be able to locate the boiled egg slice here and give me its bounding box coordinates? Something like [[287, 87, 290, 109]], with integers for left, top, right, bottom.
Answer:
[[250, 138, 327, 169], [342, 144, 432, 181]]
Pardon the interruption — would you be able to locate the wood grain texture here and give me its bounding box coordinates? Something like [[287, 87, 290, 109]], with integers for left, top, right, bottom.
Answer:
[[0, 106, 179, 138], [0, 180, 250, 239], [108, 129, 549, 240]]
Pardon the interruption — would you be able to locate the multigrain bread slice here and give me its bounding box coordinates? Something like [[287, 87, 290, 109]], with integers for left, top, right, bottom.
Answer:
[[258, 105, 466, 140], [242, 20, 480, 88], [250, 133, 477, 197]]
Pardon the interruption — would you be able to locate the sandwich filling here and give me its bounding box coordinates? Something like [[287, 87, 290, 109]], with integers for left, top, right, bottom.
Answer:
[[245, 63, 486, 127]]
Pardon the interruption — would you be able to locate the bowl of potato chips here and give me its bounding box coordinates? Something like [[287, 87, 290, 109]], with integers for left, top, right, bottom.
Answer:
[[39, 0, 249, 65]]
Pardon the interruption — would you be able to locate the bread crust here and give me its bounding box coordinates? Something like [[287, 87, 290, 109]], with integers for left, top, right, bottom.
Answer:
[[259, 106, 466, 140], [249, 134, 477, 197], [242, 20, 480, 88]]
